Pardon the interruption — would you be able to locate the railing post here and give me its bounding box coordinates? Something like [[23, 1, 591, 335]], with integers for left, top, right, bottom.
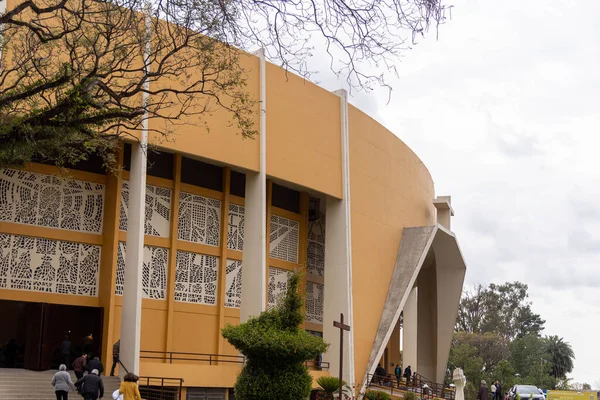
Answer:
[[170, 352, 173, 364]]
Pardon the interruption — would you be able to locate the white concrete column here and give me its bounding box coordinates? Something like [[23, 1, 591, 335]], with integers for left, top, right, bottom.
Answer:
[[119, 4, 151, 376], [402, 286, 418, 371], [417, 265, 437, 381], [240, 48, 267, 322], [120, 141, 146, 376], [323, 89, 355, 389]]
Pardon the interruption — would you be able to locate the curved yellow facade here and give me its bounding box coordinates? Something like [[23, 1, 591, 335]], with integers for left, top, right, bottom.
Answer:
[[0, 33, 460, 398]]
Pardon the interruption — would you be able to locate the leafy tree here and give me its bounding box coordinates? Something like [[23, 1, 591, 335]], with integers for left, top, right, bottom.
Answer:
[[222, 273, 327, 400], [447, 338, 484, 393], [452, 332, 509, 373], [0, 0, 450, 170], [544, 336, 575, 379], [510, 334, 548, 380], [456, 283, 545, 341]]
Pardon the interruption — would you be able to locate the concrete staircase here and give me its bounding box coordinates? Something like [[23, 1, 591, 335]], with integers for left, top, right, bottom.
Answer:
[[0, 368, 121, 400]]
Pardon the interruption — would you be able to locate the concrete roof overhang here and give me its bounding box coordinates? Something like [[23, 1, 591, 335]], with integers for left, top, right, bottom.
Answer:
[[360, 224, 467, 390]]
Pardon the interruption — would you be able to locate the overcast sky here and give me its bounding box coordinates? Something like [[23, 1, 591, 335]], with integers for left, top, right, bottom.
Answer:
[[314, 0, 599, 387]]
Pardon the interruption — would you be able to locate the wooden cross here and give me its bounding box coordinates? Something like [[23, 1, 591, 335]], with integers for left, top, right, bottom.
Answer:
[[333, 313, 351, 400]]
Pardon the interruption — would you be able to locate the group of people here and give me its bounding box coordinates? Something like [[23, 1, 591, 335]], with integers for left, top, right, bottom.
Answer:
[[51, 365, 142, 400], [62, 338, 121, 378], [478, 380, 504, 400], [373, 363, 417, 388], [50, 337, 137, 400]]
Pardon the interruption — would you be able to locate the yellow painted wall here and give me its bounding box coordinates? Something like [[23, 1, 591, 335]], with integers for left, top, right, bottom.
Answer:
[[172, 311, 219, 354], [347, 104, 436, 385], [146, 53, 261, 172], [222, 316, 241, 356], [266, 64, 343, 198], [140, 361, 329, 389]]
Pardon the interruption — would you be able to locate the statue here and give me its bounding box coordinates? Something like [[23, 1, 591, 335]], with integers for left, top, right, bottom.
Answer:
[[453, 368, 467, 400]]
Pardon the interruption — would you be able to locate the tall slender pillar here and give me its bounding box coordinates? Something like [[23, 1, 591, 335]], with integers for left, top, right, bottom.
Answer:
[[323, 89, 355, 389], [240, 48, 267, 322], [120, 4, 151, 376], [417, 265, 437, 381], [120, 140, 146, 376], [402, 286, 418, 371]]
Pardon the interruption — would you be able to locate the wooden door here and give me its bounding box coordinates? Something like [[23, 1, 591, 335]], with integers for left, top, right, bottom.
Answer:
[[41, 304, 105, 370], [24, 302, 44, 370]]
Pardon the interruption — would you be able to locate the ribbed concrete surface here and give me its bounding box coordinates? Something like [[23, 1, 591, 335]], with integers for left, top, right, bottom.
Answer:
[[0, 368, 121, 400]]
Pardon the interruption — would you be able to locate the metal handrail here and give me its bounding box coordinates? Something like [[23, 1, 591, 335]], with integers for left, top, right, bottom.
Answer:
[[304, 359, 331, 371], [140, 350, 245, 365], [118, 360, 130, 374], [138, 376, 184, 400], [366, 373, 455, 399], [139, 350, 330, 370]]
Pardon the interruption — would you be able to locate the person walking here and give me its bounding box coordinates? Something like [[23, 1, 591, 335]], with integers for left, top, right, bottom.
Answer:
[[394, 363, 402, 387], [87, 357, 104, 375], [491, 381, 497, 400], [72, 354, 88, 380], [60, 336, 72, 370], [76, 369, 104, 400], [119, 373, 142, 400], [478, 380, 489, 400], [110, 340, 120, 377], [496, 381, 503, 400], [51, 364, 76, 400], [403, 365, 412, 385], [83, 334, 94, 358]]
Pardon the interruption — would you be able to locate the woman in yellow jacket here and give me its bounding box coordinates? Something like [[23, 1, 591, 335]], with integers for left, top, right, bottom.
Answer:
[[119, 373, 142, 400]]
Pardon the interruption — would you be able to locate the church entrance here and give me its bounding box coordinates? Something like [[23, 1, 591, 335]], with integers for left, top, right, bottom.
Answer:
[[0, 300, 103, 371]]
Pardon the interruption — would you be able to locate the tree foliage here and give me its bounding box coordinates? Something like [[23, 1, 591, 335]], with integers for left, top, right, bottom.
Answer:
[[456, 282, 545, 341], [0, 0, 450, 170], [544, 336, 575, 379], [222, 273, 327, 400], [450, 282, 575, 391]]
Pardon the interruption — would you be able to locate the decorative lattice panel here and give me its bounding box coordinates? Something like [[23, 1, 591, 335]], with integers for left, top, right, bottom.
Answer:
[[307, 213, 325, 277], [269, 215, 299, 263], [0, 234, 100, 296], [115, 242, 169, 299], [268, 266, 293, 310], [0, 169, 104, 234], [225, 259, 243, 308], [178, 192, 221, 246], [227, 204, 244, 251], [174, 250, 218, 305], [305, 281, 324, 324], [119, 181, 172, 238]]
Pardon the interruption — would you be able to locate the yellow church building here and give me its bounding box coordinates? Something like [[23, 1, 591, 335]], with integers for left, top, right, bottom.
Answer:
[[0, 41, 466, 400]]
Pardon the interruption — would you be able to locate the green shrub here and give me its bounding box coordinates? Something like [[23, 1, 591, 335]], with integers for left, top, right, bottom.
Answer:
[[365, 390, 392, 400], [317, 376, 345, 396], [404, 391, 419, 400], [222, 273, 328, 400]]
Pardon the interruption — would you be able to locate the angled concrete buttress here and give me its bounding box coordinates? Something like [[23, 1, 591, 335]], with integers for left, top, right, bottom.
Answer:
[[360, 224, 466, 390]]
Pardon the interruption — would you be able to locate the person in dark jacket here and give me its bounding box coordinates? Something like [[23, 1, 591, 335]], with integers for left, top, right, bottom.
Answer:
[[86, 357, 104, 375], [110, 340, 120, 377], [72, 354, 87, 380], [374, 364, 387, 385], [404, 365, 412, 385], [60, 336, 72, 369], [478, 380, 489, 400], [495, 381, 503, 400], [394, 364, 402, 386], [76, 369, 104, 400]]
